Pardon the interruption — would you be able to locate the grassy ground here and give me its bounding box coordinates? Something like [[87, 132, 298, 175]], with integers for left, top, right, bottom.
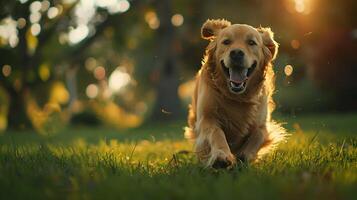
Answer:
[[0, 113, 356, 199]]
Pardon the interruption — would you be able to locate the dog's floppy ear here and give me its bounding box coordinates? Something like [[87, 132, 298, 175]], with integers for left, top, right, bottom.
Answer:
[[201, 19, 231, 40], [257, 27, 279, 61]]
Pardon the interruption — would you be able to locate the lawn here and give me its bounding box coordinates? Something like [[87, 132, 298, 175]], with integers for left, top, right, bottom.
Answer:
[[0, 113, 356, 199]]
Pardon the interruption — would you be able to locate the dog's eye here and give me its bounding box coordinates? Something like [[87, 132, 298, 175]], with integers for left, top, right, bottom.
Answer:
[[222, 39, 231, 45], [248, 39, 257, 46]]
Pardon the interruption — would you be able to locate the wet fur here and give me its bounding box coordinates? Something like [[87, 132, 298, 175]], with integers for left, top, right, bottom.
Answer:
[[185, 19, 288, 167]]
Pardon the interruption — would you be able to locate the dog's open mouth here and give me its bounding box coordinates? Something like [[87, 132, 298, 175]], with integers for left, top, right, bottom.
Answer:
[[221, 60, 257, 94]]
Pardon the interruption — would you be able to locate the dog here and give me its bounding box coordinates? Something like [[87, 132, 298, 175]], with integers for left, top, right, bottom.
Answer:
[[185, 19, 287, 168]]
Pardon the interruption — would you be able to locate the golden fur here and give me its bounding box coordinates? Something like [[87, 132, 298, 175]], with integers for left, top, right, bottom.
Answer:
[[185, 19, 287, 168]]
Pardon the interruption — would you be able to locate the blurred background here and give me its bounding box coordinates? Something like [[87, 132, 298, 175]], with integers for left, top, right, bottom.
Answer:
[[0, 0, 356, 135]]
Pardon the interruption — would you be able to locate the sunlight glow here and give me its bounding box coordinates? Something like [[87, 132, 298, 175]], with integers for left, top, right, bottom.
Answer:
[[292, 0, 311, 14], [108, 67, 131, 93], [295, 0, 305, 13], [178, 80, 195, 100]]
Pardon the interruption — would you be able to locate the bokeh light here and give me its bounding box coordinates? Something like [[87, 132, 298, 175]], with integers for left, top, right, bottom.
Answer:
[[171, 14, 184, 27], [17, 18, 26, 29], [31, 23, 41, 36], [9, 35, 19, 48], [75, 0, 96, 25], [291, 39, 300, 49], [145, 11, 160, 29], [109, 0, 130, 14], [86, 84, 99, 99], [0, 17, 18, 47], [47, 7, 59, 19], [2, 65, 11, 77], [30, 12, 41, 23], [284, 65, 294, 76], [85, 57, 97, 71], [50, 82, 70, 105], [39, 64, 50, 81], [41, 1, 50, 12], [30, 1, 42, 13], [96, 0, 130, 14], [108, 67, 131, 93], [58, 33, 68, 44], [68, 25, 89, 44], [94, 66, 106, 80]]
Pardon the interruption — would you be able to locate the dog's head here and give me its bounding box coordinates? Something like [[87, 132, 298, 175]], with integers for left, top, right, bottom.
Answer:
[[202, 19, 278, 94]]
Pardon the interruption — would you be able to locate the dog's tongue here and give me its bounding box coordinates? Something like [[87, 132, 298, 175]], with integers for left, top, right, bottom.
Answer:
[[229, 68, 248, 83]]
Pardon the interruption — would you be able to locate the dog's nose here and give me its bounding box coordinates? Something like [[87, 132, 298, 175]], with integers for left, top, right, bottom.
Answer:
[[230, 49, 245, 62]]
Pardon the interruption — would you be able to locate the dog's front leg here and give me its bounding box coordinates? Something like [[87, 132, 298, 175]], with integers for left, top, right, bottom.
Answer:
[[195, 118, 236, 168], [238, 125, 267, 162]]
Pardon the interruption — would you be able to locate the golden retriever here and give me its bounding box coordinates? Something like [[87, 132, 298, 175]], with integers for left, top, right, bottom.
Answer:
[[185, 19, 287, 168]]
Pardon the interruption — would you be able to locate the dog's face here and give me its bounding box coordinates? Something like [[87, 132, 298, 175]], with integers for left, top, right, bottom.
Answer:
[[201, 19, 278, 94]]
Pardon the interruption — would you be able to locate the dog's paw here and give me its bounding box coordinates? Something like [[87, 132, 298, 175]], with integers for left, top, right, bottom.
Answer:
[[212, 157, 234, 169], [207, 150, 236, 169], [237, 151, 256, 163]]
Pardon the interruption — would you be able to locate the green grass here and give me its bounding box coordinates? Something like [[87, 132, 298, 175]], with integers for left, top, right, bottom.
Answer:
[[0, 113, 356, 200]]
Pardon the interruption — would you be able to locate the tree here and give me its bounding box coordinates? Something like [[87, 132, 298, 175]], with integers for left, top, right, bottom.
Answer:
[[0, 0, 139, 129], [150, 0, 181, 121]]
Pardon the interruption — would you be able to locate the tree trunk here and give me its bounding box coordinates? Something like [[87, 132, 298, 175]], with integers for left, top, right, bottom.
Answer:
[[65, 65, 79, 113], [7, 88, 32, 130], [150, 0, 182, 121]]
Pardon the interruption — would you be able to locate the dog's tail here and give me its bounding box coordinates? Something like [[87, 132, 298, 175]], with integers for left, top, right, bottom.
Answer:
[[256, 120, 289, 159]]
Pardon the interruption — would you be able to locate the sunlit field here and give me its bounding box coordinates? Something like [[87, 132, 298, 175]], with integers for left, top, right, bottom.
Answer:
[[0, 0, 357, 199], [1, 113, 356, 199]]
